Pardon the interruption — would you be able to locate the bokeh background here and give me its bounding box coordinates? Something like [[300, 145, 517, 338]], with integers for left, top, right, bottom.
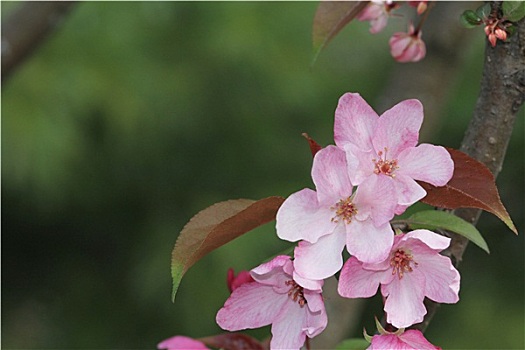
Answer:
[[2, 2, 523, 349]]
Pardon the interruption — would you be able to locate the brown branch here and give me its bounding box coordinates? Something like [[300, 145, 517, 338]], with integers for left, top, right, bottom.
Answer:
[[1, 1, 77, 84], [413, 3, 525, 332]]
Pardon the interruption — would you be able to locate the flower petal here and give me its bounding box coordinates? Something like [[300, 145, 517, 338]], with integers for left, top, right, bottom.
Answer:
[[270, 300, 309, 350], [294, 225, 346, 280], [415, 251, 460, 304], [369, 333, 406, 350], [157, 336, 209, 350], [372, 99, 423, 158], [276, 188, 336, 243], [312, 145, 354, 205], [346, 219, 394, 264], [334, 93, 378, 150], [304, 292, 328, 337], [354, 175, 397, 226], [344, 143, 375, 186], [393, 173, 427, 207], [216, 283, 286, 330], [251, 255, 291, 288], [404, 229, 451, 251], [338, 256, 385, 298], [397, 144, 454, 186], [382, 270, 427, 328], [400, 329, 441, 349]]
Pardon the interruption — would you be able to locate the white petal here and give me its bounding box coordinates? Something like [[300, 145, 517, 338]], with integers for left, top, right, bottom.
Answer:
[[294, 226, 346, 280], [251, 255, 291, 288], [276, 188, 336, 243], [405, 229, 451, 251], [344, 143, 375, 186], [353, 176, 397, 226], [397, 144, 454, 186], [393, 174, 427, 207], [416, 252, 460, 304], [346, 219, 394, 264], [270, 300, 308, 350]]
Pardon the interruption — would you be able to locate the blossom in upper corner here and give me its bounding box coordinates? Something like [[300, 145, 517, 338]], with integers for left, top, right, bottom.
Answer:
[[389, 25, 426, 62], [368, 329, 441, 350], [216, 255, 327, 350], [338, 229, 460, 328], [226, 268, 254, 293], [357, 1, 400, 34], [334, 92, 453, 215], [157, 335, 208, 350], [276, 145, 396, 279], [408, 1, 428, 15]]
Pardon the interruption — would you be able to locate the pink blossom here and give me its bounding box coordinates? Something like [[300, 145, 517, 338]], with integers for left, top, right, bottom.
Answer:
[[276, 145, 396, 279], [216, 255, 327, 350], [157, 335, 208, 350], [368, 329, 441, 350], [358, 1, 399, 34], [408, 1, 428, 15], [389, 25, 426, 62], [227, 268, 254, 293], [338, 229, 460, 328], [334, 93, 453, 215]]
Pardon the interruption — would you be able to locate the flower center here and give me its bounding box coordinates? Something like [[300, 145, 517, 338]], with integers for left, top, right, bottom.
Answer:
[[390, 249, 418, 279], [372, 147, 399, 177], [285, 280, 306, 307], [331, 196, 358, 224]]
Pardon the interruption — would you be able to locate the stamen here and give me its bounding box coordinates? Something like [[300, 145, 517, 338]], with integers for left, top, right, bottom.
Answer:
[[372, 147, 399, 177], [390, 249, 418, 279], [331, 196, 358, 224], [285, 280, 307, 307]]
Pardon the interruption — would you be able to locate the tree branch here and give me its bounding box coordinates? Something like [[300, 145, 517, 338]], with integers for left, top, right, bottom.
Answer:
[[413, 3, 525, 332], [1, 1, 77, 84]]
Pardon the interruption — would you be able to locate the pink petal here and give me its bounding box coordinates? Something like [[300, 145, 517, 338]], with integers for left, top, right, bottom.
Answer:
[[392, 173, 427, 207], [415, 251, 460, 304], [382, 270, 427, 328], [346, 219, 394, 264], [303, 290, 326, 314], [157, 336, 208, 350], [334, 93, 378, 150], [216, 283, 287, 330], [369, 333, 406, 350], [276, 188, 336, 243], [303, 292, 328, 337], [293, 271, 323, 292], [404, 229, 451, 251], [251, 255, 291, 288], [372, 99, 423, 158], [400, 329, 440, 349], [338, 257, 385, 298], [270, 300, 309, 350], [294, 226, 346, 280], [370, 15, 388, 34], [354, 175, 397, 226], [312, 145, 354, 206], [390, 34, 411, 58], [397, 144, 454, 186], [343, 143, 375, 186]]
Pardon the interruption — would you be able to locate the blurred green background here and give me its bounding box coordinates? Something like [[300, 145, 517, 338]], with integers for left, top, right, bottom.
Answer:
[[2, 2, 523, 349]]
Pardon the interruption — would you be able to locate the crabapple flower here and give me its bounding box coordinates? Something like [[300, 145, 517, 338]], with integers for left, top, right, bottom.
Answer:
[[357, 1, 399, 34], [157, 336, 208, 350], [216, 255, 327, 350], [276, 145, 396, 279], [408, 1, 428, 15], [226, 268, 254, 293], [338, 229, 460, 328], [334, 93, 453, 215], [368, 329, 441, 350], [389, 25, 426, 62]]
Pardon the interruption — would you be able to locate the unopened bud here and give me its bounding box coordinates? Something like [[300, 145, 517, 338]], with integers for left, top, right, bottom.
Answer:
[[495, 28, 507, 41], [417, 1, 428, 15], [484, 25, 492, 36], [488, 33, 497, 47]]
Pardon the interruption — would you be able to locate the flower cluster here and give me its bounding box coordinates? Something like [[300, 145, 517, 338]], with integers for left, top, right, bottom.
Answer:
[[160, 92, 460, 349], [357, 1, 429, 63]]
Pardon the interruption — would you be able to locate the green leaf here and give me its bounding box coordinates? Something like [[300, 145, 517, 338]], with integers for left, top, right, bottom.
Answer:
[[171, 196, 285, 301], [460, 10, 482, 28], [312, 1, 369, 65], [503, 1, 525, 22], [335, 338, 370, 350], [406, 210, 490, 254], [476, 3, 492, 19]]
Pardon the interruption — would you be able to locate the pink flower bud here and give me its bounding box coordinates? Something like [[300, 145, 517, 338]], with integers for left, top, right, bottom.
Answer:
[[389, 26, 426, 63], [226, 268, 254, 293], [488, 33, 497, 47], [495, 27, 507, 41]]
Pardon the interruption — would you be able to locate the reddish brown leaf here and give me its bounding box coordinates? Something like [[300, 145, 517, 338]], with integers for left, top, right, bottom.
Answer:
[[419, 148, 517, 234], [312, 1, 369, 64], [200, 333, 265, 350], [302, 132, 322, 157], [171, 196, 285, 301]]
